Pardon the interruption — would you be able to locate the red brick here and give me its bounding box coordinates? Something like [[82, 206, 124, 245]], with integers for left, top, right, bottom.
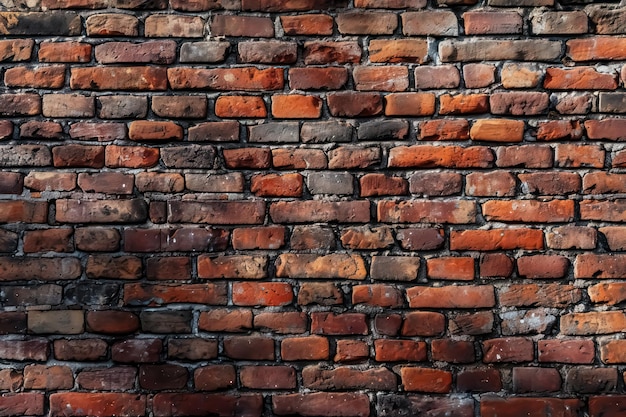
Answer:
[[53, 339, 106, 361], [482, 337, 534, 363], [23, 364, 73, 389], [198, 308, 251, 333], [385, 93, 435, 116], [389, 145, 493, 168], [440, 93, 489, 115], [327, 92, 382, 117], [0, 39, 33, 62], [86, 255, 141, 280], [233, 282, 293, 306], [463, 63, 496, 88], [352, 284, 403, 307], [71, 66, 167, 90], [567, 36, 626, 61], [280, 14, 333, 35], [271, 200, 369, 223], [272, 94, 322, 118], [464, 10, 522, 34], [374, 339, 427, 362], [482, 199, 574, 223], [407, 285, 495, 308], [125, 283, 227, 306], [499, 284, 581, 308], [198, 255, 267, 279], [545, 66, 618, 90], [517, 255, 569, 279], [39, 41, 91, 62], [401, 311, 445, 336], [53, 144, 105, 168], [152, 393, 262, 417], [272, 393, 369, 417], [562, 312, 626, 335], [401, 367, 452, 393], [426, 257, 474, 281], [86, 13, 139, 36], [419, 119, 470, 141], [360, 173, 408, 197], [311, 312, 368, 335], [215, 96, 266, 118], [289, 67, 348, 90], [241, 366, 296, 390], [431, 339, 475, 363], [589, 396, 626, 417], [330, 340, 366, 363], [50, 393, 146, 417], [377, 199, 476, 224], [480, 253, 514, 278], [194, 365, 235, 391], [0, 393, 44, 417], [304, 41, 361, 65], [337, 11, 397, 35], [556, 144, 604, 168], [211, 15, 273, 37], [458, 369, 502, 392], [539, 339, 595, 364], [342, 227, 395, 250], [4, 65, 65, 88], [254, 312, 307, 334], [586, 119, 626, 141], [481, 397, 581, 417], [223, 336, 274, 360], [86, 310, 139, 334], [77, 367, 136, 391], [402, 10, 458, 36], [168, 67, 283, 91], [281, 336, 329, 361], [374, 314, 401, 337], [369, 39, 428, 63], [23, 229, 72, 253], [353, 65, 408, 92]]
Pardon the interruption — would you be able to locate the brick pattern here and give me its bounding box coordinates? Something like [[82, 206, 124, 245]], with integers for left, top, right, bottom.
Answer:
[[0, 0, 625, 416]]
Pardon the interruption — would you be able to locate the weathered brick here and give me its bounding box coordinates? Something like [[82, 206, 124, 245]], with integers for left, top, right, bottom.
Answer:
[[95, 40, 176, 64], [50, 393, 146, 417], [409, 172, 462, 196], [0, 93, 41, 116], [483, 200, 574, 223], [168, 201, 265, 224], [385, 93, 435, 116], [152, 393, 262, 417], [327, 92, 382, 117], [482, 337, 534, 363], [211, 15, 273, 37], [280, 14, 333, 35], [71, 67, 168, 91], [377, 199, 476, 224], [407, 285, 495, 308], [440, 39, 561, 62], [272, 393, 369, 417], [198, 255, 267, 279], [0, 39, 33, 62], [402, 311, 445, 336], [389, 145, 494, 168], [239, 41, 297, 64], [145, 15, 204, 37], [125, 283, 227, 306], [303, 41, 361, 64], [568, 36, 626, 61], [180, 41, 229, 63], [86, 13, 139, 36], [499, 283, 581, 308], [481, 397, 581, 417], [546, 67, 618, 90], [539, 339, 595, 364], [0, 11, 81, 35], [463, 63, 496, 88], [77, 367, 136, 391], [369, 39, 428, 63], [337, 11, 397, 34], [402, 11, 458, 36]]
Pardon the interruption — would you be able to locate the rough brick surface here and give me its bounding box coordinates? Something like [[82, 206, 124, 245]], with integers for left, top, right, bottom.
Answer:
[[0, 1, 622, 416]]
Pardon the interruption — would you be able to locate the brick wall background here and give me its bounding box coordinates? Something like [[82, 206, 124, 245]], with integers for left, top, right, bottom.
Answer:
[[0, 0, 626, 415]]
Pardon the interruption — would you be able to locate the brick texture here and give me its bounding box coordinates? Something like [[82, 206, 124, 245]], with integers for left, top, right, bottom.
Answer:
[[0, 1, 621, 416]]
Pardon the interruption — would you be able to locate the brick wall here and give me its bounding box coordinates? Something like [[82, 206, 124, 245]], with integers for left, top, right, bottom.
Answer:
[[0, 0, 625, 415]]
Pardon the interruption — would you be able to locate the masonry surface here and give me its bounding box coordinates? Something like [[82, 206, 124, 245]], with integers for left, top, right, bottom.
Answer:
[[0, 0, 626, 415]]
